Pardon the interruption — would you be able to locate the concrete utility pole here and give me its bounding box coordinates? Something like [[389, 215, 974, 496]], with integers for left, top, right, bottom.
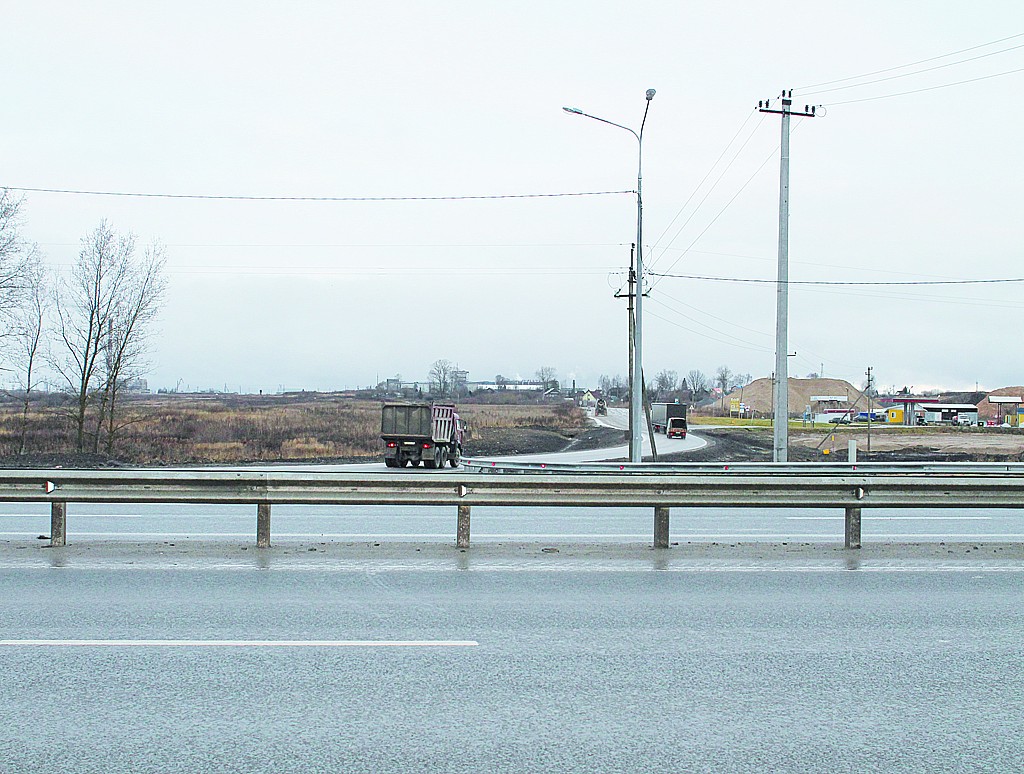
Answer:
[[758, 91, 817, 462], [615, 245, 659, 460], [866, 365, 874, 454]]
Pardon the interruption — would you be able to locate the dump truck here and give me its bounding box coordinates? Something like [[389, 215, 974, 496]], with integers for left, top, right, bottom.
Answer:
[[651, 402, 687, 438], [381, 402, 464, 469]]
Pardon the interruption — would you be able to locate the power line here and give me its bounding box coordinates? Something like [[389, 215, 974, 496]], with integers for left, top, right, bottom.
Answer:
[[654, 288, 773, 340], [796, 284, 1024, 310], [647, 134, 789, 289], [652, 288, 864, 373], [801, 42, 1024, 96], [646, 112, 768, 275], [646, 306, 773, 354], [795, 32, 1024, 90], [645, 110, 763, 271], [648, 247, 979, 281], [646, 271, 1024, 286], [46, 262, 621, 277], [648, 294, 769, 347], [38, 241, 631, 250], [798, 41, 1024, 97], [822, 65, 1024, 106], [3, 186, 633, 202]]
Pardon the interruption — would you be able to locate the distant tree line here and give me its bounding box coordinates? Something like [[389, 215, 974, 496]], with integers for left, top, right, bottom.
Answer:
[[596, 366, 752, 404]]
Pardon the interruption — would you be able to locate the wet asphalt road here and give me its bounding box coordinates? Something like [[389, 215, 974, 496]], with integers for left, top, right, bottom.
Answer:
[[1, 562, 1022, 773], [3, 500, 1024, 544]]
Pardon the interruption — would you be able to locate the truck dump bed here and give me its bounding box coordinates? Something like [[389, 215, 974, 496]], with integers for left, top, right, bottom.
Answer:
[[381, 403, 456, 443]]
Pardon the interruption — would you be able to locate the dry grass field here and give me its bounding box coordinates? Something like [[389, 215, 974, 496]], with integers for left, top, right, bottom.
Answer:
[[0, 393, 586, 465]]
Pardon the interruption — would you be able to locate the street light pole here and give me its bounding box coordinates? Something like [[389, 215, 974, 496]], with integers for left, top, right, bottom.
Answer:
[[564, 89, 655, 463]]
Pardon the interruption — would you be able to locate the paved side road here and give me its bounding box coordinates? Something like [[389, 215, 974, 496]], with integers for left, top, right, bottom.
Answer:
[[476, 407, 704, 464], [225, 407, 706, 471]]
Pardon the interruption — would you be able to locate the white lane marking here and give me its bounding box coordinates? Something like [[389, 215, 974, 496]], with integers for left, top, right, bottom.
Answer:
[[786, 516, 994, 521], [0, 639, 478, 647]]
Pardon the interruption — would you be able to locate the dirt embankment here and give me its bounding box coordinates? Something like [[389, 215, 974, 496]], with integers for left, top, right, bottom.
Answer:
[[465, 425, 622, 457]]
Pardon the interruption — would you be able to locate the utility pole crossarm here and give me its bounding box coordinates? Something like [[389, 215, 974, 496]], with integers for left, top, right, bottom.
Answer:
[[758, 91, 819, 118]]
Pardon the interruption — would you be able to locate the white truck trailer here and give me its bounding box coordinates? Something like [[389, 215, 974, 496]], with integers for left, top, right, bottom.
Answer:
[[651, 402, 688, 438]]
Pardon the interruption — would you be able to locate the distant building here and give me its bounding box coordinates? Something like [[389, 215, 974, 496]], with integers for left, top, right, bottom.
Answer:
[[469, 380, 544, 392], [921, 404, 979, 426], [123, 378, 149, 394]]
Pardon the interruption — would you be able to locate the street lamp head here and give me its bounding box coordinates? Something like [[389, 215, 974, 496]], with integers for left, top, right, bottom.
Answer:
[[562, 106, 583, 115], [646, 89, 656, 101]]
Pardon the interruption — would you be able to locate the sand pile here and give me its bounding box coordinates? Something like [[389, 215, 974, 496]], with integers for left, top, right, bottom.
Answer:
[[975, 386, 1024, 420], [716, 377, 858, 416]]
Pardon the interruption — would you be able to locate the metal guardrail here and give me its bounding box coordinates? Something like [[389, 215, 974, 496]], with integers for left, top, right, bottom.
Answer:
[[461, 459, 1024, 475], [1, 465, 1022, 550]]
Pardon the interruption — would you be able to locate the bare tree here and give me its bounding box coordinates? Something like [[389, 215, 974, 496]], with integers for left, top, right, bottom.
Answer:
[[597, 374, 625, 399], [686, 369, 709, 399], [734, 372, 752, 389], [97, 244, 167, 454], [9, 251, 47, 454], [0, 189, 35, 336], [653, 369, 678, 400], [430, 358, 455, 397], [53, 221, 165, 453], [600, 374, 625, 401], [714, 365, 733, 411], [714, 365, 733, 392], [535, 366, 558, 391]]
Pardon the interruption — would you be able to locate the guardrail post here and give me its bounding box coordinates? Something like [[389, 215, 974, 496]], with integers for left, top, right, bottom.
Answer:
[[50, 501, 67, 547], [845, 506, 861, 549], [257, 503, 271, 548], [654, 506, 670, 548], [457, 505, 471, 548]]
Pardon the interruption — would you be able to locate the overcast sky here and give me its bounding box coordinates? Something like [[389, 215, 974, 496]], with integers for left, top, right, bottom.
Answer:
[[4, 2, 1023, 394]]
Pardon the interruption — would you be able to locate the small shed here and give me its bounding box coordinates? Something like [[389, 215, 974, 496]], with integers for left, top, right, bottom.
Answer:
[[988, 396, 1023, 426]]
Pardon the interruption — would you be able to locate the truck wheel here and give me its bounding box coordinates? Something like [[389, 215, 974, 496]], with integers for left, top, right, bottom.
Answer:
[[448, 448, 460, 468], [385, 458, 397, 468], [436, 448, 447, 468], [424, 456, 437, 469], [399, 458, 410, 467]]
